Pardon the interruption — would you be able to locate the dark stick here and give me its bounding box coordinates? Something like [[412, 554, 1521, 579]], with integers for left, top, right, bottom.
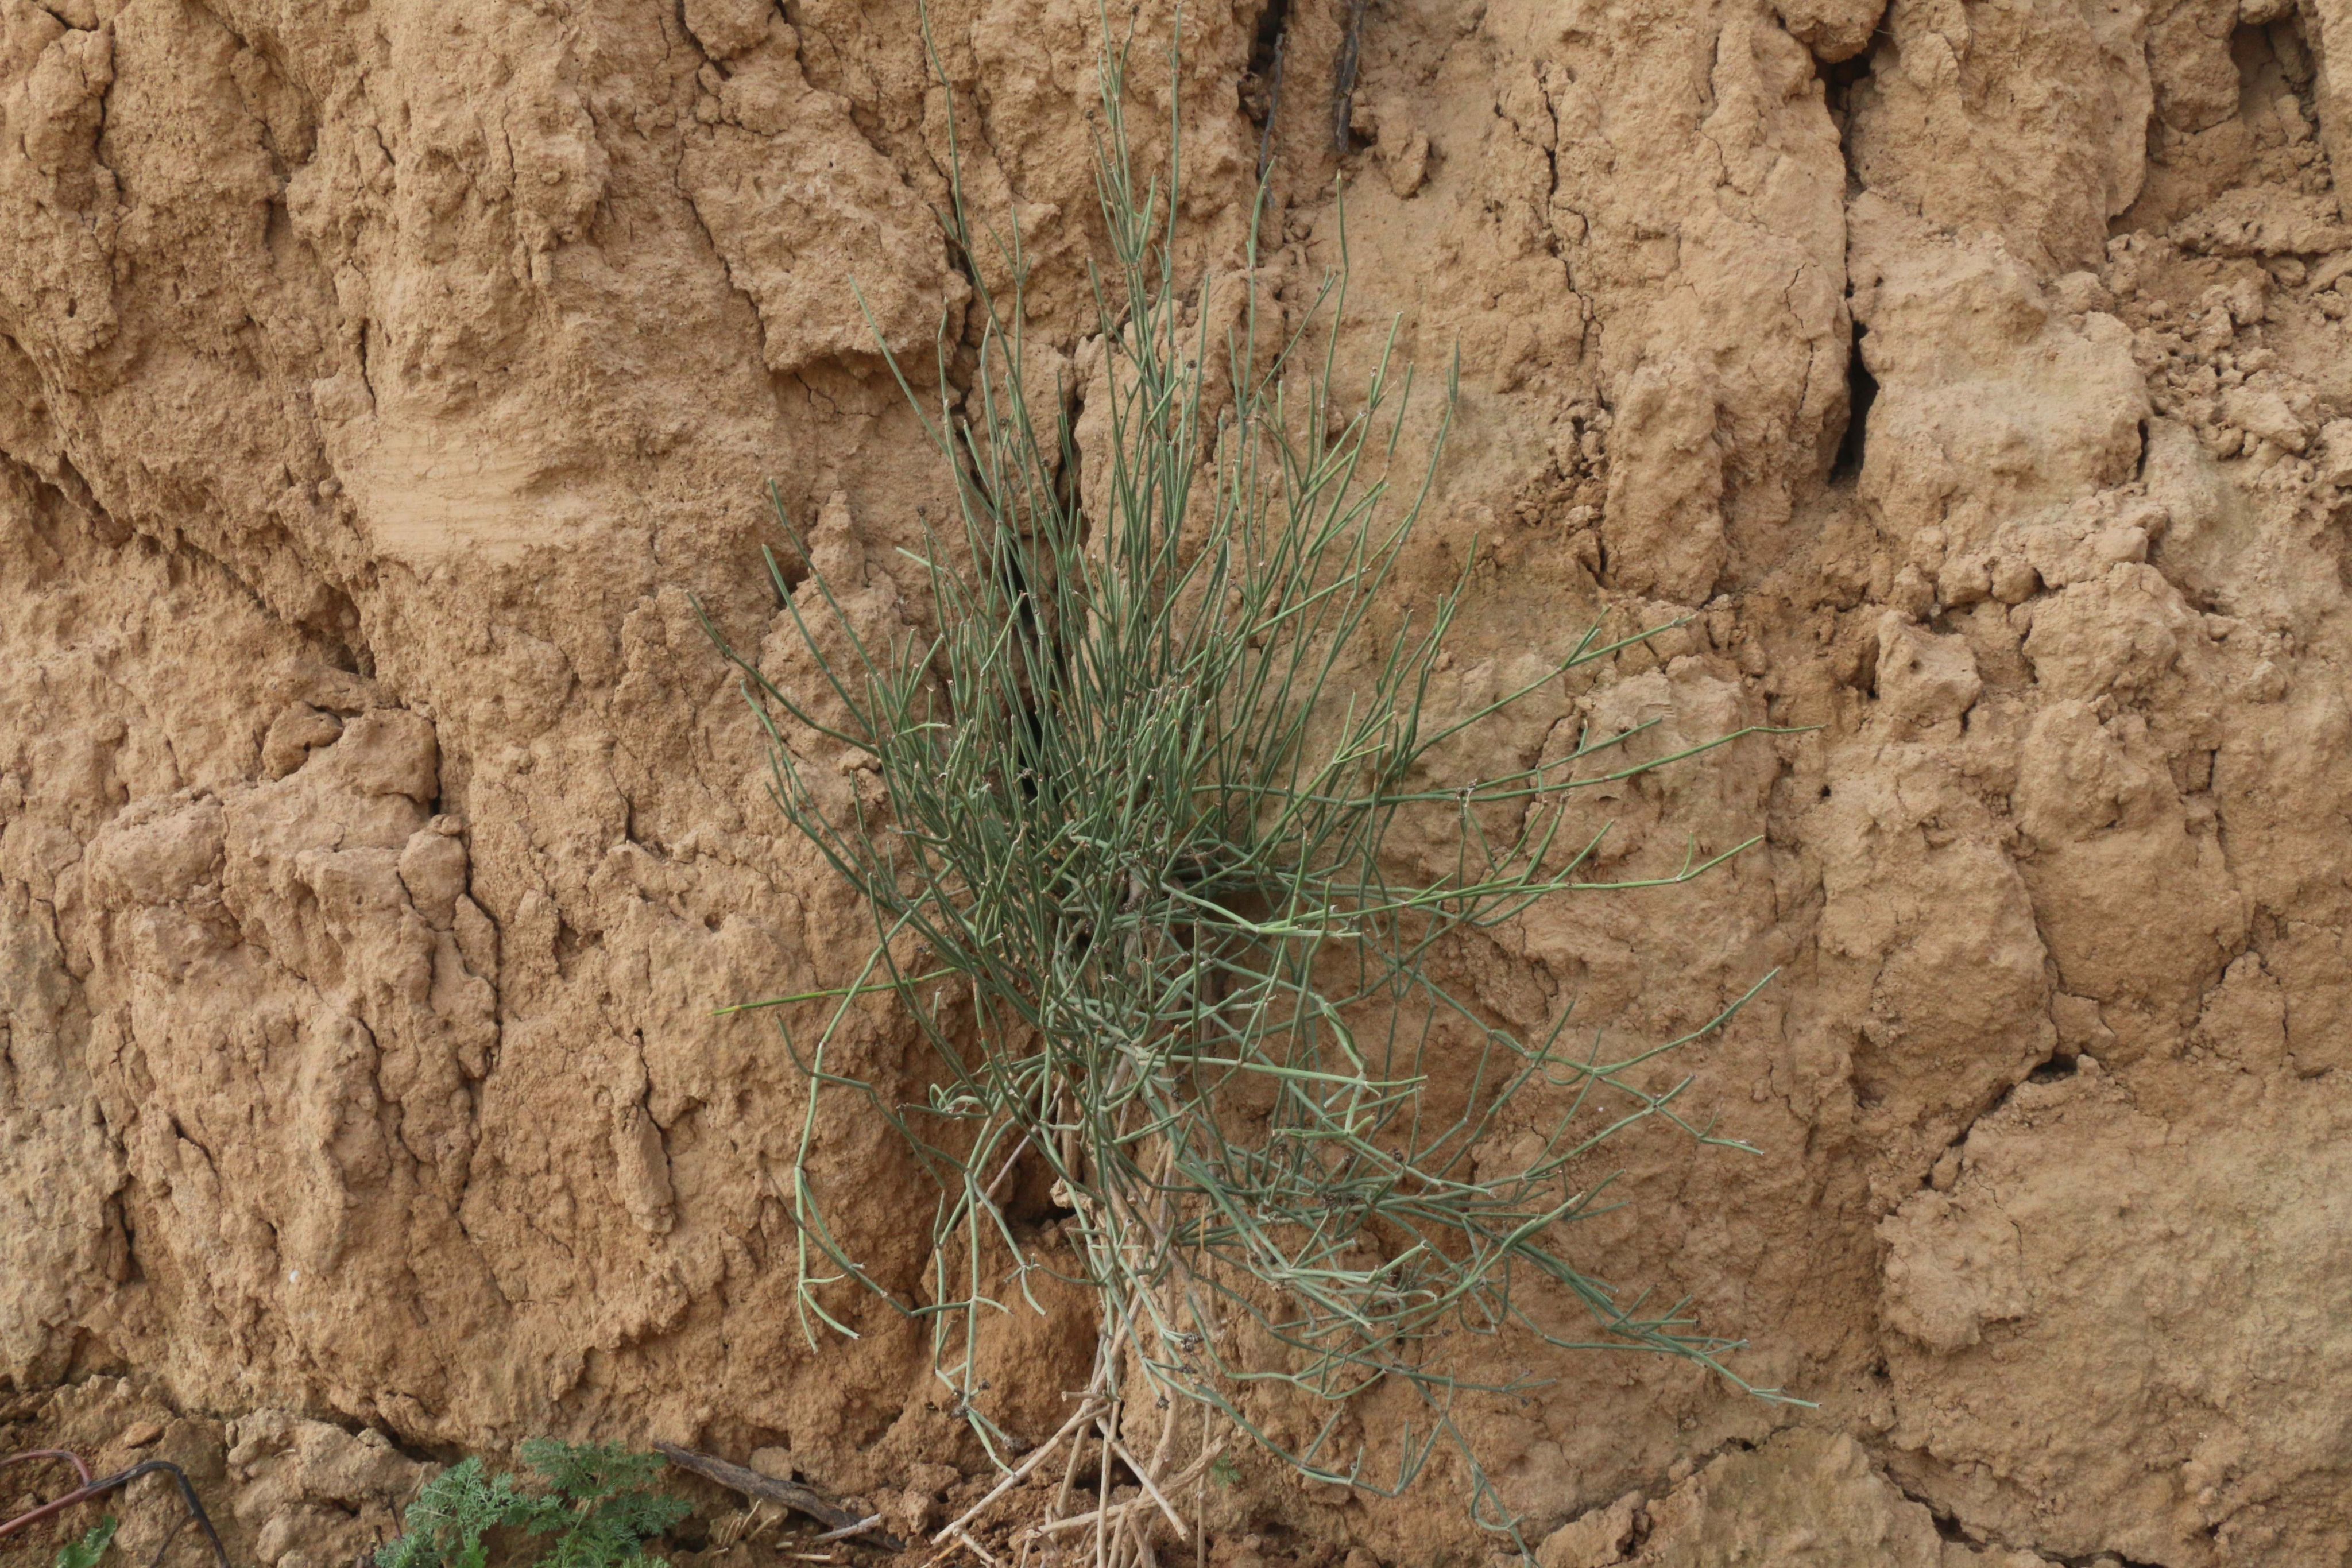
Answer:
[[652, 1443, 910, 1554], [1332, 0, 1369, 152], [0, 1454, 231, 1568], [1258, 28, 1287, 181]]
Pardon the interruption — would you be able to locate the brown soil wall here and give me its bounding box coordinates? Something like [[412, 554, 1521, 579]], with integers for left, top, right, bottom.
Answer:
[[6, 0, 2351, 1562]]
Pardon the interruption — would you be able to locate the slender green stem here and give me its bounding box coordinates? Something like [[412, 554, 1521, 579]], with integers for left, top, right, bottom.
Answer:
[[699, 10, 1793, 1555]]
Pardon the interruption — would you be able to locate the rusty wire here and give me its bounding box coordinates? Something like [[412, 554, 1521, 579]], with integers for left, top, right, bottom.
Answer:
[[0, 1448, 231, 1568]]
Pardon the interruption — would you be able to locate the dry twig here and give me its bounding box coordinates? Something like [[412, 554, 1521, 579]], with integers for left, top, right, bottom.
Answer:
[[651, 1444, 908, 1554]]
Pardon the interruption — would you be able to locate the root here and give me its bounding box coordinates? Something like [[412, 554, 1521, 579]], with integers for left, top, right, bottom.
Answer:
[[931, 1304, 1229, 1568]]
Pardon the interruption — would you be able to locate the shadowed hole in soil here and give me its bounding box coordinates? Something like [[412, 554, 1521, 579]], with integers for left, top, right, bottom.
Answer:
[[1831, 322, 1876, 483], [1245, 0, 1293, 102], [1821, 48, 1874, 198], [1243, 0, 1293, 175]]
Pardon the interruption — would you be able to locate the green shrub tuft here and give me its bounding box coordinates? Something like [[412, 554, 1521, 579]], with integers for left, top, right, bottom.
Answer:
[[706, 7, 1792, 1552], [376, 1443, 686, 1568]]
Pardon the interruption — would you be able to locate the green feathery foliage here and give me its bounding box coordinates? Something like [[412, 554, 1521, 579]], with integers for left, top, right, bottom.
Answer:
[[375, 1444, 686, 1568]]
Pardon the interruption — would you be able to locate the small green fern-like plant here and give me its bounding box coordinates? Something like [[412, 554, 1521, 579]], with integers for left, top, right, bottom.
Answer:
[[53, 1515, 117, 1568], [705, 7, 1791, 1554], [376, 1443, 686, 1568]]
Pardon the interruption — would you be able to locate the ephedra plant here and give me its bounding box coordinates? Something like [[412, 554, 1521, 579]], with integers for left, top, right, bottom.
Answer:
[[706, 13, 1787, 1557]]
